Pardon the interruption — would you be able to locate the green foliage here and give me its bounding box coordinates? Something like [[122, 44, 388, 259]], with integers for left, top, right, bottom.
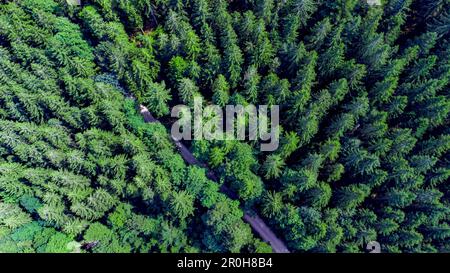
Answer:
[[0, 0, 256, 254], [203, 199, 254, 252], [0, 0, 449, 254]]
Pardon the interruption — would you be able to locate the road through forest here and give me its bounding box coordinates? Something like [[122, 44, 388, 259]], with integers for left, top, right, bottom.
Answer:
[[139, 105, 290, 253]]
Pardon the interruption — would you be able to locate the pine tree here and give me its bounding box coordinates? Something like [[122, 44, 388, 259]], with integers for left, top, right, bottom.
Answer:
[[170, 190, 195, 219], [211, 74, 230, 107]]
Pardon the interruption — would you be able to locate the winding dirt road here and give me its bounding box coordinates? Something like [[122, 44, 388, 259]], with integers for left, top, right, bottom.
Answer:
[[139, 105, 290, 253]]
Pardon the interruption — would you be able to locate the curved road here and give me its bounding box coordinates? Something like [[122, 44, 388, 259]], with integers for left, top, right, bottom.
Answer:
[[139, 105, 290, 253]]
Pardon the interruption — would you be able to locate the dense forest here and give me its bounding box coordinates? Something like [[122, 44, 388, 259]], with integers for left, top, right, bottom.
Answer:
[[0, 0, 449, 253]]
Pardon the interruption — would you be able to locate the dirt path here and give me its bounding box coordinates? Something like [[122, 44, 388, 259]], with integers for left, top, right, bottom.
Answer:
[[139, 105, 290, 253]]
